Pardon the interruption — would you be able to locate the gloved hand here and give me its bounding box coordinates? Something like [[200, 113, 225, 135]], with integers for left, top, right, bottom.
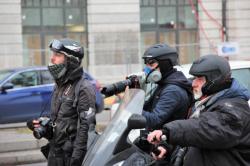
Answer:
[[147, 130, 163, 144], [147, 129, 169, 143], [152, 146, 167, 160], [148, 129, 172, 160], [26, 119, 40, 131], [126, 75, 140, 89]]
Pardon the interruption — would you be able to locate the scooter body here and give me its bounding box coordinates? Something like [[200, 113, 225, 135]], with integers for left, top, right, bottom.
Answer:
[[82, 89, 153, 166]]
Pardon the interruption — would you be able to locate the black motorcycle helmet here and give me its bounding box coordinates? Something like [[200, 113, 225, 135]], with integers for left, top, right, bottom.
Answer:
[[142, 44, 178, 65], [189, 54, 232, 96], [142, 44, 178, 76], [49, 38, 84, 62]]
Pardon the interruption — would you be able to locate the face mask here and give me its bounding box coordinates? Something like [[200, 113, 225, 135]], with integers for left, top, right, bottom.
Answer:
[[48, 63, 67, 80], [144, 66, 162, 83]]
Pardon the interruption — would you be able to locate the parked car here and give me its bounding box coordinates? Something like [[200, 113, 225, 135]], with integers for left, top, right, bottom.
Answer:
[[0, 66, 104, 124]]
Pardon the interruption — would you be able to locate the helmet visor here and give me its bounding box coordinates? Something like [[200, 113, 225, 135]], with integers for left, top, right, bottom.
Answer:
[[49, 39, 78, 56], [49, 39, 65, 52]]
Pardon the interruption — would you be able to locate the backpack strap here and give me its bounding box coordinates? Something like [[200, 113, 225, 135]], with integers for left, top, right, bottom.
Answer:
[[73, 77, 84, 108]]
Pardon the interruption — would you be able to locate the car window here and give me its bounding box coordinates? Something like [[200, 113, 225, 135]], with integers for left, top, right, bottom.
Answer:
[[232, 68, 250, 91], [8, 71, 38, 88], [40, 70, 54, 85], [0, 70, 12, 82]]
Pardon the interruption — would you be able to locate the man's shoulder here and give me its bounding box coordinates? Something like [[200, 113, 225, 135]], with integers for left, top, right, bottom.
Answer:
[[161, 83, 188, 94], [212, 97, 250, 113], [77, 76, 96, 93], [217, 97, 248, 106]]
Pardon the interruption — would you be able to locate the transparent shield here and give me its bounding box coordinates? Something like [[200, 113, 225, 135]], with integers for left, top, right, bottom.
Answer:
[[82, 88, 145, 166]]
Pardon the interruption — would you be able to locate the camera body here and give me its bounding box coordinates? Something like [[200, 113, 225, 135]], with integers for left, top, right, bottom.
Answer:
[[32, 117, 53, 139]]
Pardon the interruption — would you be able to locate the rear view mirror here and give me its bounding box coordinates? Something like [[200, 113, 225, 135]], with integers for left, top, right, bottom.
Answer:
[[1, 83, 14, 92], [127, 114, 146, 130], [113, 114, 146, 155]]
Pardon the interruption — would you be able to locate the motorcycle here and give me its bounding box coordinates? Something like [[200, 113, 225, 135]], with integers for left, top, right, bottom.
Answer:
[[82, 88, 155, 166]]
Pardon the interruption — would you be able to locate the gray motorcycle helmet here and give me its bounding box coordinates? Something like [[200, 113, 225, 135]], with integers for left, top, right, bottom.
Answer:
[[189, 54, 232, 96], [48, 38, 84, 80]]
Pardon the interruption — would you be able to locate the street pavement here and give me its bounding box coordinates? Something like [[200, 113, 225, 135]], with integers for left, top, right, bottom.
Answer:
[[18, 162, 47, 166], [0, 110, 111, 165]]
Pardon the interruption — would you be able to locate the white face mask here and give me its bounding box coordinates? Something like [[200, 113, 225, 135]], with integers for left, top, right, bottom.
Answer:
[[147, 70, 162, 83], [144, 66, 162, 83]]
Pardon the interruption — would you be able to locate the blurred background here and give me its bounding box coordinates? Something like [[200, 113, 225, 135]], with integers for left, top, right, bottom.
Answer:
[[1, 0, 250, 165], [1, 0, 250, 84]]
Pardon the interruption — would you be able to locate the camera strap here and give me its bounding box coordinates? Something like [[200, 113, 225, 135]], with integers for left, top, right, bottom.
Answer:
[[73, 77, 84, 109], [51, 89, 64, 126]]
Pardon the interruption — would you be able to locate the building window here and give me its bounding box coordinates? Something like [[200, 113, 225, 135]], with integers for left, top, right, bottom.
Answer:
[[21, 0, 87, 66], [140, 0, 199, 64]]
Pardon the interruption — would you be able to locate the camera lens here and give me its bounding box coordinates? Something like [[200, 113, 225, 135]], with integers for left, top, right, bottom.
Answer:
[[101, 79, 131, 97], [33, 127, 46, 139]]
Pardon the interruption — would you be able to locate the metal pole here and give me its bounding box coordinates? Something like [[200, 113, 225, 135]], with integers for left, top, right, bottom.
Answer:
[[222, 0, 228, 42]]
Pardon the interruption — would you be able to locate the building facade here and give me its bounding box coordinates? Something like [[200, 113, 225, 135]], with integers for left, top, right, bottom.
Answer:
[[0, 0, 250, 84], [0, 0, 22, 68]]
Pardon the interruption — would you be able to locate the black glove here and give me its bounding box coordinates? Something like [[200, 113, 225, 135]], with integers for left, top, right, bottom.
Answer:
[[134, 130, 153, 153], [151, 139, 173, 161], [26, 119, 35, 131], [126, 75, 140, 89], [155, 129, 174, 161], [158, 141, 173, 154]]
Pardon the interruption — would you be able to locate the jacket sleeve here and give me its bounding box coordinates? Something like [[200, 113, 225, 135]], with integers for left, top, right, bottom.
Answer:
[[142, 85, 188, 129], [71, 84, 96, 164], [164, 101, 245, 149]]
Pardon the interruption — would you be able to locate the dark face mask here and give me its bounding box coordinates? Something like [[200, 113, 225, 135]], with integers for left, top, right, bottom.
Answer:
[[48, 63, 67, 80]]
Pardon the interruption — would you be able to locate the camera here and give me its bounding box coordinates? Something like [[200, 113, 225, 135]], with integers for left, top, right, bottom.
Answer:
[[101, 79, 132, 97], [101, 72, 146, 97], [27, 117, 53, 139]]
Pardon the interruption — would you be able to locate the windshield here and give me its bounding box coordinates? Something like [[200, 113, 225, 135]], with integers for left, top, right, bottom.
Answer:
[[0, 70, 13, 83], [232, 68, 250, 91], [82, 89, 145, 166]]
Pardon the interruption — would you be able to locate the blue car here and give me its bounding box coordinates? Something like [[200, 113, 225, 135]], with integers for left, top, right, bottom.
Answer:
[[0, 66, 104, 124]]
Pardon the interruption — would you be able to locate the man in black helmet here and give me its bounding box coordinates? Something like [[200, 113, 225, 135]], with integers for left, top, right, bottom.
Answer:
[[147, 55, 250, 166], [132, 44, 192, 165], [36, 38, 96, 166], [142, 44, 192, 130]]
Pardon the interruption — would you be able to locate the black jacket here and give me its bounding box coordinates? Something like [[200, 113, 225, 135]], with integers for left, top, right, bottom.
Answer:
[[49, 67, 96, 166], [164, 79, 250, 166], [143, 70, 192, 129]]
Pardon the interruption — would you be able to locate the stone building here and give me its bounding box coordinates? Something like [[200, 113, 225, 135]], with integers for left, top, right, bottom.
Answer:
[[0, 0, 249, 84]]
